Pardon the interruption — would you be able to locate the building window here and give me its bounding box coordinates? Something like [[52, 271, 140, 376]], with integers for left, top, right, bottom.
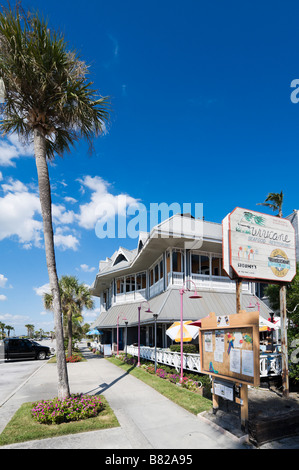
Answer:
[[136, 272, 146, 290], [172, 250, 183, 272], [211, 256, 221, 276], [191, 254, 200, 274], [200, 255, 210, 275], [159, 259, 164, 279], [116, 277, 125, 294]]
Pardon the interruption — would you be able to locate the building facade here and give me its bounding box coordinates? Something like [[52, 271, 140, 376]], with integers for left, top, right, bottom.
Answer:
[[90, 214, 272, 351]]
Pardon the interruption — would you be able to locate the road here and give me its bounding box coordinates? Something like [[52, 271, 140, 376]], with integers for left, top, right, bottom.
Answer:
[[0, 340, 56, 406]]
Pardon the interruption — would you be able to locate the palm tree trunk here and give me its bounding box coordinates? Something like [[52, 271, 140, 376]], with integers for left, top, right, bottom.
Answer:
[[34, 127, 70, 400], [67, 311, 73, 358]]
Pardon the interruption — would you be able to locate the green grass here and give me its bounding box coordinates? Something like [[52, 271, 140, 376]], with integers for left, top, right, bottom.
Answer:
[[0, 395, 119, 447], [107, 357, 212, 416]]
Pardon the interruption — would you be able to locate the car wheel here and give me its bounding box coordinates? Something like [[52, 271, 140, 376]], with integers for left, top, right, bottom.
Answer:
[[37, 351, 46, 360]]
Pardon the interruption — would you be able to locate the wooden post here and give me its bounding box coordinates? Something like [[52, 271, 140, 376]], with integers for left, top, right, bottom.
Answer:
[[236, 278, 248, 432], [236, 278, 242, 313], [280, 284, 289, 398], [240, 383, 249, 432], [212, 378, 219, 414]]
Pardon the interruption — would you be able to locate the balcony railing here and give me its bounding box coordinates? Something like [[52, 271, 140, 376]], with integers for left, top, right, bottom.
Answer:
[[126, 345, 282, 378]]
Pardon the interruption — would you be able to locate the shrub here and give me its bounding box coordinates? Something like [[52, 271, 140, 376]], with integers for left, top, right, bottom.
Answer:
[[169, 344, 198, 354], [31, 394, 103, 425]]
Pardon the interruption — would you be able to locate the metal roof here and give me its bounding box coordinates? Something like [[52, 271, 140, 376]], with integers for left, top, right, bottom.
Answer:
[[91, 289, 272, 329]]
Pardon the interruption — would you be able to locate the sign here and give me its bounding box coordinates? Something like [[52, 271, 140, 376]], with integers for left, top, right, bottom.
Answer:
[[199, 310, 260, 386], [214, 379, 234, 401], [223, 207, 296, 282]]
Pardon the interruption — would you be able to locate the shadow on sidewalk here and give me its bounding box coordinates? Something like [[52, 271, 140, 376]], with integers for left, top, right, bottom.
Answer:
[[84, 363, 136, 396]]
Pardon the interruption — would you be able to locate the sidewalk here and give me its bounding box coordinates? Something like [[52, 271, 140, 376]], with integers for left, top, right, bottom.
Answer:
[[0, 347, 297, 449]]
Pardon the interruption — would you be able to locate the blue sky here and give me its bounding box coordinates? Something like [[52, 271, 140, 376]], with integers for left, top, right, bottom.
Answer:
[[0, 0, 299, 335]]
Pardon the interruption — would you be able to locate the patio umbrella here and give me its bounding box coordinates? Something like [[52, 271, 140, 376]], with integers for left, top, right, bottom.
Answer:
[[87, 329, 101, 335], [166, 321, 199, 343], [259, 317, 280, 332]]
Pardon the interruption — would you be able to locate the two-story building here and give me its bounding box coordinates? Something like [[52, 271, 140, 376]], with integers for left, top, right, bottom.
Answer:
[[90, 214, 272, 351]]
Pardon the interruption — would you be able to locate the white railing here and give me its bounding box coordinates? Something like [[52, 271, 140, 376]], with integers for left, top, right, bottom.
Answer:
[[149, 278, 164, 298], [127, 345, 201, 373], [190, 274, 252, 292], [260, 353, 282, 377], [114, 289, 146, 305], [127, 345, 282, 378]]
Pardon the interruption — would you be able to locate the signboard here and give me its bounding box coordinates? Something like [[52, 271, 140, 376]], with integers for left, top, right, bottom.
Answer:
[[199, 310, 260, 386], [223, 207, 296, 283]]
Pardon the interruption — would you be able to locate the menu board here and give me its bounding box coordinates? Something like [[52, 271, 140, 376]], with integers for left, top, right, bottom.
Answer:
[[199, 311, 260, 386]]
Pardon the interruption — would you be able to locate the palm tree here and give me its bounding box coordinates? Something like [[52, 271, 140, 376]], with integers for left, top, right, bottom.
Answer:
[[44, 276, 94, 357], [0, 322, 5, 339], [0, 6, 109, 399], [5, 325, 14, 337], [25, 324, 35, 338], [257, 191, 284, 218]]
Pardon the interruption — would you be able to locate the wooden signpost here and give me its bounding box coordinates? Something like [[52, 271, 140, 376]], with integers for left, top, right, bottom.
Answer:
[[198, 310, 260, 431]]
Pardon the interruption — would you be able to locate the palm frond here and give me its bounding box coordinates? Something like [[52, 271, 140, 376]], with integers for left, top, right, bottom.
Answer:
[[0, 5, 110, 158]]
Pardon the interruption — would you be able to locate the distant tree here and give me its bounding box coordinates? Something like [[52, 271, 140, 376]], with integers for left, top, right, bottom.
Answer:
[[257, 191, 284, 217], [5, 325, 14, 337], [44, 276, 94, 357], [0, 322, 5, 339], [25, 324, 35, 337]]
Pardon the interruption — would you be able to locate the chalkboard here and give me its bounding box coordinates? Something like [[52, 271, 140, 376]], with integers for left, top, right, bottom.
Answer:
[[199, 310, 260, 386]]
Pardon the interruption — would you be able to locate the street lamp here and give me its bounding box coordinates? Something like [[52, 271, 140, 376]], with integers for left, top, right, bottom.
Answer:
[[153, 313, 158, 372], [117, 314, 127, 356], [137, 301, 153, 367], [125, 320, 128, 358], [179, 280, 202, 383], [246, 301, 260, 312]]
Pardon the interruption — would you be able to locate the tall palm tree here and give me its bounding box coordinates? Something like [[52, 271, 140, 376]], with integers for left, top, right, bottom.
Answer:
[[257, 191, 284, 218], [44, 276, 94, 357], [0, 6, 109, 399]]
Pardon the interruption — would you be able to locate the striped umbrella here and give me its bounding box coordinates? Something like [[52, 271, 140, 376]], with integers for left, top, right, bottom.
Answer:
[[166, 321, 199, 343]]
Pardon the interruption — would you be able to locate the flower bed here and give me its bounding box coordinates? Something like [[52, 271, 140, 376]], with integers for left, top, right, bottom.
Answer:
[[31, 394, 104, 425], [116, 354, 206, 394], [66, 354, 83, 363]]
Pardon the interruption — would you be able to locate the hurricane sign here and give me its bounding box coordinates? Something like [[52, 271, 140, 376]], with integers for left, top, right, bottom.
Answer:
[[222, 207, 296, 283]]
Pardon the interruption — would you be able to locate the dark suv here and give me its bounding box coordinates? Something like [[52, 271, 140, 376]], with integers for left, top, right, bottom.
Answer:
[[2, 338, 51, 361]]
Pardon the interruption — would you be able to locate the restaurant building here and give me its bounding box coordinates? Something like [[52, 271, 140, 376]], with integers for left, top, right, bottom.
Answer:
[[90, 214, 272, 351]]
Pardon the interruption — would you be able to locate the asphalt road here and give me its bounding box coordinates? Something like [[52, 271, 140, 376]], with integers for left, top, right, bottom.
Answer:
[[0, 340, 56, 406]]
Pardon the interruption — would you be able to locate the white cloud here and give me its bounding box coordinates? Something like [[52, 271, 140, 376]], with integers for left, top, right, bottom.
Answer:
[[0, 274, 8, 288], [77, 175, 139, 229], [0, 294, 7, 301], [54, 232, 79, 251], [34, 283, 51, 297], [0, 178, 42, 247], [64, 196, 78, 204], [0, 313, 29, 322], [0, 171, 3, 181], [52, 204, 76, 225], [80, 264, 96, 272], [0, 135, 33, 167]]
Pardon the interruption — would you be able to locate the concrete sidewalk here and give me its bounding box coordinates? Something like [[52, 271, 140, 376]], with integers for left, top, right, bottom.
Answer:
[[0, 348, 297, 449]]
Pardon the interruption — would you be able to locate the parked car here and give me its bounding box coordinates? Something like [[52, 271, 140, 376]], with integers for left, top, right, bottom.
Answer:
[[1, 337, 51, 361]]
